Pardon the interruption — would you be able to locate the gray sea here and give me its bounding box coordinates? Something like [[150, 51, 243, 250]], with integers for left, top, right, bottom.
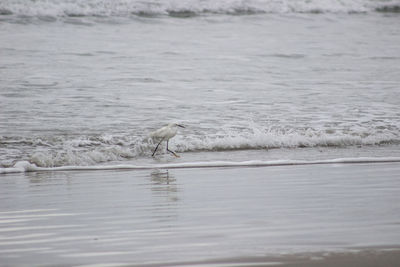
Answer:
[[1, 0, 400, 266]]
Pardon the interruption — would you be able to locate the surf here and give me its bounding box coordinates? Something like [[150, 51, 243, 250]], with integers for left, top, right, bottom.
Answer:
[[0, 0, 399, 20], [2, 157, 400, 174]]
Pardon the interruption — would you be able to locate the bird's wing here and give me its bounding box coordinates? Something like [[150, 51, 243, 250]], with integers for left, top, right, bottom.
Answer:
[[149, 126, 166, 140]]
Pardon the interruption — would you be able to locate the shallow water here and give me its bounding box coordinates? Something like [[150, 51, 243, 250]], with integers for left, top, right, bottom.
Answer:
[[1, 2, 400, 169]]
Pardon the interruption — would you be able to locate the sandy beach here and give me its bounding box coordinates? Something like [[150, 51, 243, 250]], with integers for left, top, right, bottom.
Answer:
[[135, 249, 400, 267], [1, 162, 400, 266]]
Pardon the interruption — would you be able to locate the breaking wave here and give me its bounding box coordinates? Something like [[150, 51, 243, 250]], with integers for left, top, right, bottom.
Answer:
[[0, 0, 399, 19], [175, 127, 399, 152], [1, 125, 399, 168]]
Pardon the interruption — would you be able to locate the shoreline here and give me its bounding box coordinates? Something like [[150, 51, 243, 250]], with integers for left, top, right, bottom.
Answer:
[[2, 156, 400, 174]]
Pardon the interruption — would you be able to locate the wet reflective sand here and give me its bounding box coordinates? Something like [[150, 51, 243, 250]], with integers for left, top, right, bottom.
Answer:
[[1, 162, 400, 266]]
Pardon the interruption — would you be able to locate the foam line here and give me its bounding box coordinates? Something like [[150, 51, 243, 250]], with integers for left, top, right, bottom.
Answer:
[[1, 157, 400, 174], [0, 0, 399, 18]]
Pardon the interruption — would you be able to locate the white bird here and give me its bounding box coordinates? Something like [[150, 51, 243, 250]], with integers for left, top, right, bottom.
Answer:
[[150, 123, 185, 157]]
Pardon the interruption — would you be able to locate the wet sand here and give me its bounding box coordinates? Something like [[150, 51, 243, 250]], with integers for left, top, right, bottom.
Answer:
[[1, 162, 400, 266], [135, 248, 400, 267]]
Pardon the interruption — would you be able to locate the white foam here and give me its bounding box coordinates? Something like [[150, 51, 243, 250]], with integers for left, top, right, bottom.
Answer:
[[176, 127, 400, 153], [1, 123, 399, 168], [0, 0, 399, 18], [2, 157, 400, 174]]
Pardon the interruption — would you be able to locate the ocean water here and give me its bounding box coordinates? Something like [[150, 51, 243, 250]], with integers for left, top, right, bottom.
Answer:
[[1, 0, 400, 171], [1, 1, 400, 265]]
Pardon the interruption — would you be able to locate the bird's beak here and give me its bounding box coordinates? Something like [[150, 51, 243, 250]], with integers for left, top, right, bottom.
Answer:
[[177, 124, 185, 128]]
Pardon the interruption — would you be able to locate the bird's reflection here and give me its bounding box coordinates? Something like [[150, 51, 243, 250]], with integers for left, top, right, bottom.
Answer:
[[150, 169, 179, 202]]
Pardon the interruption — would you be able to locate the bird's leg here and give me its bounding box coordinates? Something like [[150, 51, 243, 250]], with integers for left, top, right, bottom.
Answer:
[[166, 140, 180, 158], [152, 138, 164, 157]]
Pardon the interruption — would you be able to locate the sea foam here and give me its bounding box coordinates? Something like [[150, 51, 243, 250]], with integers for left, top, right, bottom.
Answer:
[[1, 124, 399, 168], [2, 157, 400, 174], [0, 0, 399, 18]]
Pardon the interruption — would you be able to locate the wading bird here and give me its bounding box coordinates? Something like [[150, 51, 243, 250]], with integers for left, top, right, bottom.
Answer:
[[150, 123, 185, 157]]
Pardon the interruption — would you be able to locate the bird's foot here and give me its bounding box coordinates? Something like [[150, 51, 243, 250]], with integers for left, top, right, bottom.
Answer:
[[167, 149, 180, 158]]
